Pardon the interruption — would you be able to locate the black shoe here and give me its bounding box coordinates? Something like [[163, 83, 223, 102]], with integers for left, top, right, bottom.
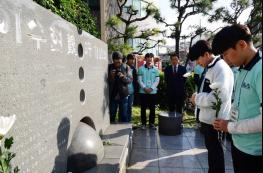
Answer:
[[149, 124, 157, 130]]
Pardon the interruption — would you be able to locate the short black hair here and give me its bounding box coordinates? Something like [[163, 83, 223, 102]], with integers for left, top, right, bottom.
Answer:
[[170, 53, 179, 60], [145, 53, 154, 58], [127, 54, 135, 60], [212, 24, 252, 55], [112, 51, 123, 60], [188, 40, 212, 61]]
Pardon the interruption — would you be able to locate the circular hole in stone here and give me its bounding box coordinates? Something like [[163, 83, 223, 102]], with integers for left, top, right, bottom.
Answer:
[[77, 28, 83, 35], [79, 67, 84, 81], [78, 43, 84, 58], [80, 117, 96, 130], [80, 89, 86, 104]]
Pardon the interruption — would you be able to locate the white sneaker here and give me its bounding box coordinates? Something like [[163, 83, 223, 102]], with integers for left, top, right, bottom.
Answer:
[[141, 125, 146, 130]]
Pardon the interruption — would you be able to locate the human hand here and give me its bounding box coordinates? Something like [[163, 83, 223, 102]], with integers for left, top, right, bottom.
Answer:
[[213, 119, 229, 132], [191, 93, 196, 105], [110, 70, 116, 79], [144, 88, 152, 94], [147, 88, 153, 93], [117, 72, 124, 78]]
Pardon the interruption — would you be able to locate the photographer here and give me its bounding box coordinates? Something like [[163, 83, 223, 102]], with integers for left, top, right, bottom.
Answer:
[[108, 51, 132, 123]]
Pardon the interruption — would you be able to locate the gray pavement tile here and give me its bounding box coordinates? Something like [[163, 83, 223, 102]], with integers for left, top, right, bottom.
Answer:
[[224, 150, 234, 170], [132, 135, 158, 149], [196, 150, 233, 170], [127, 167, 159, 173], [182, 128, 203, 139], [84, 159, 119, 173], [187, 137, 206, 149], [158, 149, 202, 169], [104, 146, 124, 159], [128, 128, 234, 173], [102, 135, 129, 147], [222, 140, 232, 151], [158, 136, 192, 150], [160, 168, 205, 173], [196, 152, 209, 169], [129, 148, 159, 168], [133, 129, 158, 138]]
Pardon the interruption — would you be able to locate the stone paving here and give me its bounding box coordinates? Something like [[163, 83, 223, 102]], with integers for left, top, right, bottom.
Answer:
[[127, 128, 234, 173]]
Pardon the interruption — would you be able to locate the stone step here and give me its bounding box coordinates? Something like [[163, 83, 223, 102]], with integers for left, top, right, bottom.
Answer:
[[85, 123, 133, 173]]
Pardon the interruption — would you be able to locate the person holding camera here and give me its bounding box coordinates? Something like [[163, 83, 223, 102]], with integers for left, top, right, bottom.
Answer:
[[108, 51, 132, 123]]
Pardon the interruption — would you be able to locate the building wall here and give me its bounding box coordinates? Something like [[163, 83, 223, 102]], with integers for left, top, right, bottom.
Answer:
[[0, 0, 109, 172], [132, 0, 161, 55], [100, 0, 122, 43]]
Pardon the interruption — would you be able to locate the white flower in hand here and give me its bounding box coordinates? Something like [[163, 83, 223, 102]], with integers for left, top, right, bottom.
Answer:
[[209, 82, 222, 90], [0, 114, 16, 140], [183, 72, 192, 78], [209, 84, 222, 118]]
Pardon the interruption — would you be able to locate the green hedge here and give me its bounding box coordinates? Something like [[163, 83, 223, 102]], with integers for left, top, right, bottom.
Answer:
[[157, 72, 168, 110], [33, 0, 100, 38]]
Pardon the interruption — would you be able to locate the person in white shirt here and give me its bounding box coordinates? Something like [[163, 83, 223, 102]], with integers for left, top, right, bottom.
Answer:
[[189, 40, 234, 173]]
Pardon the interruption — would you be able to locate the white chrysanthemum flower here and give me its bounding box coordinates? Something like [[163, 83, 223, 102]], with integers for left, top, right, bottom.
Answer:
[[209, 82, 222, 89], [183, 72, 192, 78], [0, 114, 16, 139]]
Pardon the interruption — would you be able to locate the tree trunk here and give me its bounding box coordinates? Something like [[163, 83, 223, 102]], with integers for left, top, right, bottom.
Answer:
[[124, 37, 128, 44], [175, 27, 181, 58], [176, 37, 180, 58]]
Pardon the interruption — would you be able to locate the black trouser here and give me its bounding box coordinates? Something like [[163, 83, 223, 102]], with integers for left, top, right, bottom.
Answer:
[[196, 108, 200, 123], [231, 142, 262, 173], [140, 94, 156, 126], [201, 123, 225, 173], [168, 94, 184, 113]]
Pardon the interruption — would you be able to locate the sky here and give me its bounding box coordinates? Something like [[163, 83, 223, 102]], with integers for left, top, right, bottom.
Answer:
[[155, 0, 253, 47]]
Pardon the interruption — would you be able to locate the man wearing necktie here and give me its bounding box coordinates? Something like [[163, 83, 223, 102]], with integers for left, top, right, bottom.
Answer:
[[164, 53, 187, 113]]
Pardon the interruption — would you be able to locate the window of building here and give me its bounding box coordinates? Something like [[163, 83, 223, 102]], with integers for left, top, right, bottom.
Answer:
[[124, 0, 141, 16]]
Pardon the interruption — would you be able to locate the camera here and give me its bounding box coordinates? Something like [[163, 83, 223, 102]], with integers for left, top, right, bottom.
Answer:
[[111, 69, 122, 78]]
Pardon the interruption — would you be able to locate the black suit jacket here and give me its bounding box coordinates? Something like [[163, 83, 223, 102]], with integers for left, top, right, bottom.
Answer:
[[164, 65, 187, 96]]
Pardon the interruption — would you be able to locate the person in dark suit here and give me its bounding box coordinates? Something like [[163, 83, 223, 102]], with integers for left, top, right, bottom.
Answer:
[[164, 53, 187, 113]]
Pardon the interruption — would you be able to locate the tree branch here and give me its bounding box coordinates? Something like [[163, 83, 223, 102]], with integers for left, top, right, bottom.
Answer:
[[181, 10, 198, 24], [116, 0, 129, 24], [111, 26, 125, 36], [137, 40, 162, 53], [130, 12, 151, 23], [109, 35, 124, 41]]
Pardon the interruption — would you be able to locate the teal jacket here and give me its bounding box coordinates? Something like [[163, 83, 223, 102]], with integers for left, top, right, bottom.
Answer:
[[230, 52, 262, 156], [138, 65, 160, 94]]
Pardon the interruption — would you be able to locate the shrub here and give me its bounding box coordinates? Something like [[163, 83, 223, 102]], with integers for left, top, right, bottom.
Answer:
[[157, 71, 168, 110], [33, 0, 100, 38]]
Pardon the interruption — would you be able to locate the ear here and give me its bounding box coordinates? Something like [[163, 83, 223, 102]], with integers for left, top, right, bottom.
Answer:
[[204, 52, 210, 58], [237, 40, 248, 50]]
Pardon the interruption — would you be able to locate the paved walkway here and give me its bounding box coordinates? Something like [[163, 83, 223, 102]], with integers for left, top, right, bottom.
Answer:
[[127, 128, 234, 173]]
